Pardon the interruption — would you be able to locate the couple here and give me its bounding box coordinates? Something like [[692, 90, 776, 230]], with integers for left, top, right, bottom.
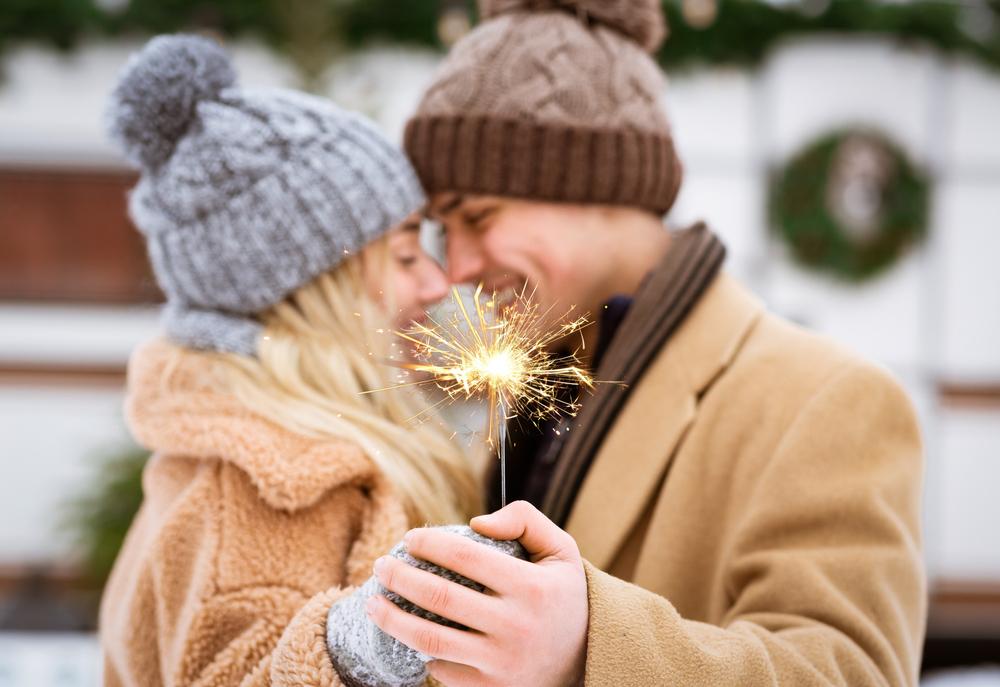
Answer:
[[101, 1, 926, 686]]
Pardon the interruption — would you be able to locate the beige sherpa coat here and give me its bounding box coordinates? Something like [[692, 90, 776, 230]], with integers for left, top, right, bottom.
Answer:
[[100, 339, 410, 686]]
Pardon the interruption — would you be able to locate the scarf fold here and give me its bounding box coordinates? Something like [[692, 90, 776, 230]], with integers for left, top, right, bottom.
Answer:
[[540, 223, 727, 525]]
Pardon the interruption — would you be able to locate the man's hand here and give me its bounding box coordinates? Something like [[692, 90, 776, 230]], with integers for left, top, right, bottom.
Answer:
[[366, 501, 589, 687]]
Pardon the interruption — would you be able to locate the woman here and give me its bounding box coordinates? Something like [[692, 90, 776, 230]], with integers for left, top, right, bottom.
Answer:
[[99, 35, 479, 686]]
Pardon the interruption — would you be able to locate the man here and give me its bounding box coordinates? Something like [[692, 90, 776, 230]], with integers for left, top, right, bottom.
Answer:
[[366, 1, 926, 685]]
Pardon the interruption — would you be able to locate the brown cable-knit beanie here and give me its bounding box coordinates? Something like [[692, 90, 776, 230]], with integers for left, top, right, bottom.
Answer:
[[404, 0, 683, 215]]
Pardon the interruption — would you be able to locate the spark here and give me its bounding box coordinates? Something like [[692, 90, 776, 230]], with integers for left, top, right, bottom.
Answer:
[[368, 284, 597, 507], [395, 284, 593, 427]]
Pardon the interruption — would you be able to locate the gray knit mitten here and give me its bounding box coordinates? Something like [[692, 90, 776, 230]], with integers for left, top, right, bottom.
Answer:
[[326, 525, 528, 687]]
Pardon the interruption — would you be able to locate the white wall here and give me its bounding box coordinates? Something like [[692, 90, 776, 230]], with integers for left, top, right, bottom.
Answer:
[[0, 37, 998, 581], [0, 386, 128, 564], [663, 40, 1000, 582], [0, 39, 301, 167]]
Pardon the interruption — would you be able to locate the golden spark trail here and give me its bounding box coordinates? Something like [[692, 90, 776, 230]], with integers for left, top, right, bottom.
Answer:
[[377, 284, 595, 508]]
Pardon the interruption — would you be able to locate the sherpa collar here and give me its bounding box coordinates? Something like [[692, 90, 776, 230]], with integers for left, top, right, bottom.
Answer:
[[124, 338, 377, 512]]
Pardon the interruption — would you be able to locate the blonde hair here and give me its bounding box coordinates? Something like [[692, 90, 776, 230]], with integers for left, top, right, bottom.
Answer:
[[192, 240, 481, 525]]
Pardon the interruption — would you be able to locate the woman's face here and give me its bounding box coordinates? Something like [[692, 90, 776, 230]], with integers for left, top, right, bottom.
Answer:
[[363, 213, 449, 331]]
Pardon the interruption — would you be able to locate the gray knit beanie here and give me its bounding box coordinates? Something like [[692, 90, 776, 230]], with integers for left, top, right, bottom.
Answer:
[[107, 34, 425, 356], [327, 525, 528, 687]]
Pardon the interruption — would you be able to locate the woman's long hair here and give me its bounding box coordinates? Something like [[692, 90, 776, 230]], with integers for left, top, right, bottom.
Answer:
[[188, 239, 481, 525]]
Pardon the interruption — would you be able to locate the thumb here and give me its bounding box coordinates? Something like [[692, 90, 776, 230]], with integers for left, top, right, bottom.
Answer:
[[471, 501, 577, 562]]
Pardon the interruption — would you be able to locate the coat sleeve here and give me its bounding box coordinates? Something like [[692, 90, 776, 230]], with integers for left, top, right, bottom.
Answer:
[[174, 583, 351, 687], [581, 362, 926, 687], [100, 455, 407, 687], [152, 486, 363, 687], [169, 471, 404, 687]]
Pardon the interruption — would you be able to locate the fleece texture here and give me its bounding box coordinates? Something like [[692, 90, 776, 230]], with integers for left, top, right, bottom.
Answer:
[[99, 338, 419, 686]]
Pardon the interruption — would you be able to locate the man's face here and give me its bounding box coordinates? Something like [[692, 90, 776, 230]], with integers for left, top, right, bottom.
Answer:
[[432, 193, 611, 328]]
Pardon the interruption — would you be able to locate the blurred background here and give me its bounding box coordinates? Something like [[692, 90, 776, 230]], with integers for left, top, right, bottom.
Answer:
[[0, 0, 998, 684]]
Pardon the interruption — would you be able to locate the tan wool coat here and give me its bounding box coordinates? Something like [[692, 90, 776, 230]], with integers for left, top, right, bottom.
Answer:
[[99, 340, 412, 686], [570, 273, 926, 686]]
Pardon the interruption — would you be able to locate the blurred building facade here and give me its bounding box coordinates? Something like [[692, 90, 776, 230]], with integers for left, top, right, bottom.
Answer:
[[0, 18, 998, 684]]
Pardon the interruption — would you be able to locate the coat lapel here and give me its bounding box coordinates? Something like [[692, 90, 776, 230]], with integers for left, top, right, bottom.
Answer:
[[566, 274, 764, 569]]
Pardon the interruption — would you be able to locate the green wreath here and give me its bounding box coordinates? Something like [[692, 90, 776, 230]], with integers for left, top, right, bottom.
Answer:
[[770, 129, 930, 282]]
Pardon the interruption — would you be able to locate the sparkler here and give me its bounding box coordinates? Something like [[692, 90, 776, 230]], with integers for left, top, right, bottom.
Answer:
[[389, 284, 595, 508]]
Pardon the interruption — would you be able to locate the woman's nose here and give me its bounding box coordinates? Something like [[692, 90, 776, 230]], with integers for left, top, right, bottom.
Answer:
[[446, 235, 487, 285], [417, 259, 449, 306]]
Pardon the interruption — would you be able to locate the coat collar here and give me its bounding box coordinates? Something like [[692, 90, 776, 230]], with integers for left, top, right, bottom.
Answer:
[[124, 338, 378, 513], [565, 273, 763, 569]]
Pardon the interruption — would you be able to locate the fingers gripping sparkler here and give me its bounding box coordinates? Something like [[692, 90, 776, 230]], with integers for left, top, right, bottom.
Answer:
[[381, 284, 595, 509]]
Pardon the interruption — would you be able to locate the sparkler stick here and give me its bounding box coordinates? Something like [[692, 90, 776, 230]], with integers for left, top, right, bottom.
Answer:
[[497, 396, 508, 508], [375, 284, 595, 512]]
